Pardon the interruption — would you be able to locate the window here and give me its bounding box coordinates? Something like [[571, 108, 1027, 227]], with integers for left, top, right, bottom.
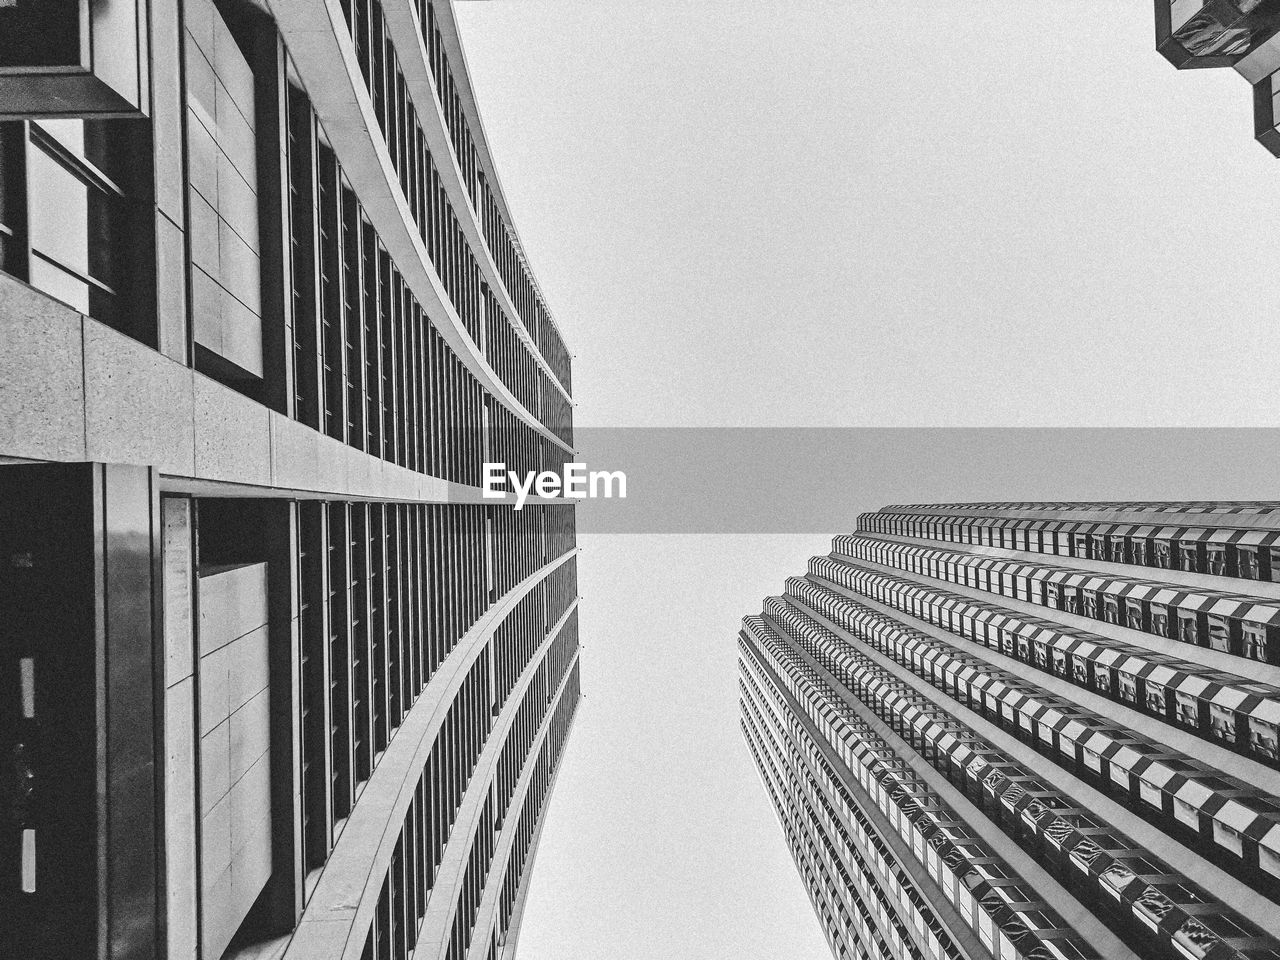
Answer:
[[1178, 613, 1199, 645], [1126, 600, 1145, 631], [1244, 622, 1269, 662], [1174, 797, 1200, 829], [1213, 821, 1244, 856], [1210, 705, 1237, 743], [1207, 615, 1231, 654], [1146, 683, 1166, 715], [1175, 693, 1199, 728], [1119, 674, 1138, 703], [1206, 546, 1227, 576], [1130, 539, 1148, 565], [1151, 605, 1169, 638], [1103, 597, 1120, 625], [19, 120, 139, 332], [1238, 547, 1259, 580], [1155, 541, 1172, 569], [1179, 543, 1200, 573], [1094, 665, 1112, 694], [1251, 719, 1279, 760], [1082, 593, 1098, 619], [1139, 779, 1163, 807], [1262, 844, 1280, 878]]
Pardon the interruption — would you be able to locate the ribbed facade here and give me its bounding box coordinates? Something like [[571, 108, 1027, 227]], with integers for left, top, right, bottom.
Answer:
[[741, 502, 1280, 960], [0, 2, 580, 959]]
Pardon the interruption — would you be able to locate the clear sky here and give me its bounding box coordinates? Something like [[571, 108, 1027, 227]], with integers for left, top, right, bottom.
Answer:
[[451, 3, 1280, 958]]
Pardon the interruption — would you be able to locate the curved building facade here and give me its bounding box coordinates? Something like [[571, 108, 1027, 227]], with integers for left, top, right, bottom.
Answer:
[[741, 502, 1280, 960], [0, 2, 580, 959]]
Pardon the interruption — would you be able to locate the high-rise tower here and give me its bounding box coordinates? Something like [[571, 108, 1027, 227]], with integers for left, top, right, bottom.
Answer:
[[742, 502, 1280, 960], [0, 1, 581, 958]]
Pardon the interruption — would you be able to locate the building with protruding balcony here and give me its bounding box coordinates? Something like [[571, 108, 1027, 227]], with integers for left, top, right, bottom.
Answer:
[[741, 501, 1280, 960]]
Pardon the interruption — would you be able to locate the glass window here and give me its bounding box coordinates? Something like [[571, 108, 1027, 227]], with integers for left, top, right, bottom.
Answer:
[[1251, 720, 1279, 760], [1180, 543, 1200, 573], [23, 120, 129, 327], [1094, 665, 1112, 694], [1213, 821, 1244, 856], [1244, 623, 1269, 662], [1206, 547, 1226, 576], [1175, 693, 1199, 728], [1174, 797, 1200, 829], [1127, 601, 1144, 631], [1151, 605, 1169, 637], [1210, 705, 1236, 742], [1146, 683, 1166, 714], [1178, 613, 1199, 645], [1238, 547, 1258, 580], [1104, 597, 1120, 625], [1207, 616, 1231, 653], [1155, 541, 1172, 569], [1119, 674, 1138, 703]]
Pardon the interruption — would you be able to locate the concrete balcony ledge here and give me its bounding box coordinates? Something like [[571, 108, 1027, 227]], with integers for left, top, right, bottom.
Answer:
[[0, 274, 554, 507]]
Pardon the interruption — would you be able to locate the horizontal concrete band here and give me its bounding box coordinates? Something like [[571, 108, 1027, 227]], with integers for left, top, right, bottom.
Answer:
[[266, 0, 572, 449], [281, 551, 577, 960], [784, 594, 1280, 943], [376, 0, 571, 403], [426, 0, 571, 371], [0, 277, 570, 507], [431, 642, 580, 960]]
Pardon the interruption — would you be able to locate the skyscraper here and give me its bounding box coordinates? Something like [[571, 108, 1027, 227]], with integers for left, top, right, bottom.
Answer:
[[1154, 1, 1280, 156], [0, 2, 580, 959], [741, 502, 1280, 960]]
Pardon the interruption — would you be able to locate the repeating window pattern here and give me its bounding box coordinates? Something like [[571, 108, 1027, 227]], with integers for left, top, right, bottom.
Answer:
[[740, 623, 1094, 960], [495, 613, 579, 828], [289, 82, 500, 485], [807, 555, 1280, 769], [359, 652, 580, 960], [335, 0, 572, 432], [744, 609, 1280, 960], [420, 0, 572, 395], [862, 509, 1280, 585], [835, 535, 1280, 666], [741, 668, 969, 960], [787, 573, 1280, 893], [297, 501, 572, 883], [0, 118, 150, 342], [494, 664, 580, 948]]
